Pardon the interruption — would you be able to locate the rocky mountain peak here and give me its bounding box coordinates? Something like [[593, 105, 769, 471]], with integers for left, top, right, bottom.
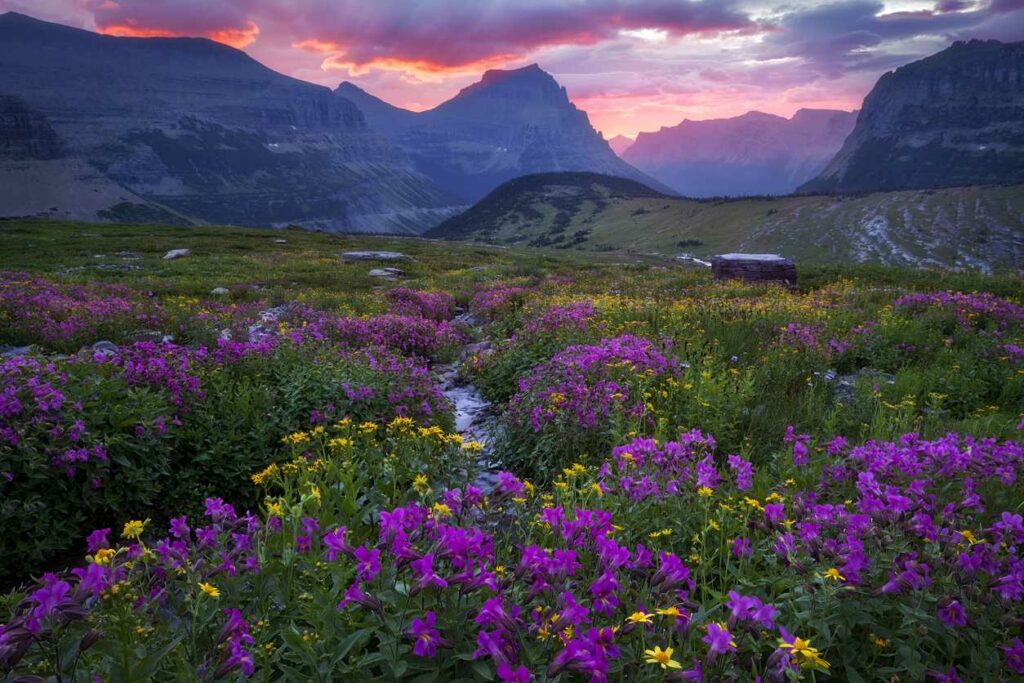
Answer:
[[451, 64, 566, 104], [801, 39, 1024, 193]]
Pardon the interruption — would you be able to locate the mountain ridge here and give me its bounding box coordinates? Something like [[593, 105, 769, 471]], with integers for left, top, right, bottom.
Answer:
[[427, 171, 1024, 271], [0, 11, 459, 233], [624, 108, 857, 197], [335, 65, 675, 202], [801, 39, 1024, 193]]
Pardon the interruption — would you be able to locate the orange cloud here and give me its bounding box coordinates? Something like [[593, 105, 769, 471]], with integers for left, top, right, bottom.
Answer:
[[304, 44, 521, 82], [99, 20, 260, 49]]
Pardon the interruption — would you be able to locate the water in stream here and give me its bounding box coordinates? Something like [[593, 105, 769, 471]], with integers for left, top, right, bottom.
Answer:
[[437, 316, 502, 491]]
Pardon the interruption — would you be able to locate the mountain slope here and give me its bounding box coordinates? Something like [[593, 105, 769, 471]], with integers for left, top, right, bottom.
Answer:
[[0, 12, 458, 233], [428, 172, 1024, 271], [427, 172, 667, 244], [802, 40, 1024, 193], [339, 65, 674, 203], [335, 82, 418, 136], [624, 109, 856, 197]]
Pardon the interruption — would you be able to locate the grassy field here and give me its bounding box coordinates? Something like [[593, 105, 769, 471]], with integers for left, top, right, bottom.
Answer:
[[1, 219, 1023, 681], [430, 176, 1024, 272]]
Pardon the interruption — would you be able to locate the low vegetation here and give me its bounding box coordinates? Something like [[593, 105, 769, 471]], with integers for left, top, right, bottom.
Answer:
[[0, 220, 1022, 682]]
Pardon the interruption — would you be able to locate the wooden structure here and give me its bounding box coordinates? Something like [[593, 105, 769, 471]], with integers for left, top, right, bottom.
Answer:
[[711, 253, 797, 286]]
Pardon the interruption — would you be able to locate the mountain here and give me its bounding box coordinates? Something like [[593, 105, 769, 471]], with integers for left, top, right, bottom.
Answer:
[[0, 12, 459, 233], [427, 172, 667, 244], [338, 65, 674, 203], [335, 81, 418, 136], [428, 172, 1024, 272], [606, 135, 634, 156], [801, 40, 1024, 193], [623, 109, 856, 197]]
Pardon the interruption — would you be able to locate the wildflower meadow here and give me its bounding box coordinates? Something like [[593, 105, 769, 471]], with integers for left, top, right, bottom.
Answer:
[[0, 223, 1022, 682]]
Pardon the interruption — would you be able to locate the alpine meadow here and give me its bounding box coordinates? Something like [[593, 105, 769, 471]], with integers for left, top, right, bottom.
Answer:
[[1, 3, 1023, 682]]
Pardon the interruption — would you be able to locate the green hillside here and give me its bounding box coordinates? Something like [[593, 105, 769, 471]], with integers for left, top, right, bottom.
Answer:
[[428, 173, 1024, 272]]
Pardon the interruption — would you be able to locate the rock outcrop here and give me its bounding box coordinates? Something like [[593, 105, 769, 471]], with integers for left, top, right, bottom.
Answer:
[[0, 95, 63, 160], [801, 40, 1024, 193]]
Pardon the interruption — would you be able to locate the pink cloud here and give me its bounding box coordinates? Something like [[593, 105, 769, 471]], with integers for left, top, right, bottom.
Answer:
[[3, 0, 1022, 138]]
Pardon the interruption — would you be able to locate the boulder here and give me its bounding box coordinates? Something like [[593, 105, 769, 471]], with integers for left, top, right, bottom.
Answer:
[[163, 248, 191, 260], [369, 267, 404, 279], [210, 287, 230, 296], [342, 251, 410, 262], [91, 340, 118, 357], [711, 253, 796, 286], [1, 345, 33, 358], [274, 239, 287, 244]]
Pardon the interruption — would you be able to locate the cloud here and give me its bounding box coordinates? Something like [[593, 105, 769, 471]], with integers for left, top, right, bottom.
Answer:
[[281, 0, 755, 76], [4, 0, 1022, 136], [86, 0, 260, 47], [756, 0, 1018, 76]]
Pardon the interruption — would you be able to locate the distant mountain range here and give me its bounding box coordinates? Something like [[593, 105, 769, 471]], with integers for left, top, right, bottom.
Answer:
[[428, 172, 1024, 272], [801, 40, 1024, 193], [0, 13, 662, 232], [0, 11, 1021, 236], [623, 109, 857, 197], [337, 65, 671, 203], [606, 135, 635, 156], [0, 11, 461, 234]]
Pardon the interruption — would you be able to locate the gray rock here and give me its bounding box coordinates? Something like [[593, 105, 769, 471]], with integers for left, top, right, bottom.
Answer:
[[131, 330, 165, 342], [273, 239, 287, 244], [163, 248, 191, 260], [91, 340, 118, 357], [368, 267, 404, 279], [711, 253, 796, 286], [1, 345, 33, 358], [210, 287, 230, 296], [343, 251, 410, 262]]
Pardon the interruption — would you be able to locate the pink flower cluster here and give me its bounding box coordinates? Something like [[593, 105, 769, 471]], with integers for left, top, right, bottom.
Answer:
[[509, 335, 677, 431], [387, 288, 456, 321]]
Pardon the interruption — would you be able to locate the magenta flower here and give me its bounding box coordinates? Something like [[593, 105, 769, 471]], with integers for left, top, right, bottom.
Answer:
[[702, 622, 736, 655], [497, 661, 531, 682], [86, 528, 111, 553], [1002, 638, 1024, 674], [409, 611, 442, 658], [731, 537, 752, 557], [410, 553, 448, 591], [354, 545, 381, 583], [937, 600, 967, 628], [321, 528, 350, 561]]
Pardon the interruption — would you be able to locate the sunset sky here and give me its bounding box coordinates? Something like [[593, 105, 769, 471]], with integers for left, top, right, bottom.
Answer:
[[2, 0, 1022, 138]]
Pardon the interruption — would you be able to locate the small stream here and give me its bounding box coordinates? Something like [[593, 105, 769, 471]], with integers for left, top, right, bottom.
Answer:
[[437, 313, 502, 491]]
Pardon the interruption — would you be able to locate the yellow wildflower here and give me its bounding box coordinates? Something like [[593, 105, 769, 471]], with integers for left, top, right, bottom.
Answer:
[[198, 582, 220, 598], [823, 567, 845, 582], [432, 503, 452, 517], [644, 646, 681, 670], [121, 520, 145, 540], [626, 611, 653, 625], [91, 548, 116, 565], [697, 486, 713, 497], [251, 463, 279, 486], [959, 530, 979, 545], [779, 636, 830, 670]]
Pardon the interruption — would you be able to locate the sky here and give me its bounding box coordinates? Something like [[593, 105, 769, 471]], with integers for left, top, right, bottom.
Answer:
[[2, 0, 1022, 138]]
